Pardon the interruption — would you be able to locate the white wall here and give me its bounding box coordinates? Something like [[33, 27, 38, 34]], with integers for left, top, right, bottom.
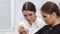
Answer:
[[0, 0, 60, 34]]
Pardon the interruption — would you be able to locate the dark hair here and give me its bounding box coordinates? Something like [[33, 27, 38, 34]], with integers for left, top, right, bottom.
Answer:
[[41, 2, 60, 17], [22, 2, 36, 13]]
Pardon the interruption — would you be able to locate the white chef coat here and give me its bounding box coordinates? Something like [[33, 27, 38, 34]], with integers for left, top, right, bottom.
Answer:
[[18, 17, 46, 34]]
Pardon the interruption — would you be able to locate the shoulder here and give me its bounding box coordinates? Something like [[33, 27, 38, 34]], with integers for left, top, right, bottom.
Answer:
[[55, 24, 60, 30], [35, 25, 50, 34], [39, 25, 50, 31]]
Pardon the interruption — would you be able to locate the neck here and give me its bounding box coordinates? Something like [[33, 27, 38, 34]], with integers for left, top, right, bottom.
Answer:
[[52, 18, 60, 27]]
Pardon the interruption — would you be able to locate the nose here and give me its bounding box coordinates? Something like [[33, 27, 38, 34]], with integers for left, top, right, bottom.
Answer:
[[43, 18, 45, 21], [27, 16, 31, 20]]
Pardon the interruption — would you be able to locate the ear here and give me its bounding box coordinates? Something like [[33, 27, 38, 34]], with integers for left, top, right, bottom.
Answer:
[[52, 12, 56, 17]]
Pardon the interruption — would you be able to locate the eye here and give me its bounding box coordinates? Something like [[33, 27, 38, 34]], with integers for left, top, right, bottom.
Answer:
[[24, 15, 27, 17], [43, 16, 47, 18], [29, 14, 32, 16]]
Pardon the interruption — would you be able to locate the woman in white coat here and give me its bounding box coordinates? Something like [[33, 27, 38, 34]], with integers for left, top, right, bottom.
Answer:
[[18, 2, 46, 34]]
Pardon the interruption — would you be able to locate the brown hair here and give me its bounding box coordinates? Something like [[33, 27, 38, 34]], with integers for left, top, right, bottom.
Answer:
[[22, 2, 36, 13], [41, 2, 60, 17]]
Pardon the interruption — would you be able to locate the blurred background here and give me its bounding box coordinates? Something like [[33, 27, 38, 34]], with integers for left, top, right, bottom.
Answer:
[[0, 0, 60, 34]]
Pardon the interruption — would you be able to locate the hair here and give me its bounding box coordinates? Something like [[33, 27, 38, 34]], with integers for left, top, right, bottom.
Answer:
[[41, 2, 60, 17], [22, 2, 36, 13]]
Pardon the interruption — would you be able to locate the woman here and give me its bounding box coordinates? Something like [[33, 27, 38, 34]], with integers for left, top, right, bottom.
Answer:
[[35, 2, 60, 34], [18, 2, 46, 34]]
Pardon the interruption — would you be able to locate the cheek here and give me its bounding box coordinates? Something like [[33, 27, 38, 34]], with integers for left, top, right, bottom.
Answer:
[[31, 16, 34, 19], [48, 18, 52, 23], [24, 17, 27, 20], [44, 16, 50, 23], [45, 18, 49, 23], [49, 18, 54, 23], [30, 15, 35, 19], [24, 16, 33, 21], [45, 17, 53, 25], [23, 16, 27, 20]]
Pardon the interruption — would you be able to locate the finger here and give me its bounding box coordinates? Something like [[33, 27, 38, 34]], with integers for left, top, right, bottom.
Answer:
[[18, 26, 25, 32]]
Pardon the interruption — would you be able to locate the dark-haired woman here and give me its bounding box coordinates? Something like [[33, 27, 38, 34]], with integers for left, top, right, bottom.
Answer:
[[35, 2, 60, 34], [18, 2, 46, 34]]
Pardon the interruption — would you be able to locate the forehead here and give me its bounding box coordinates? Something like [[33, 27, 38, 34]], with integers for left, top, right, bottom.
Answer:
[[22, 10, 35, 14], [41, 11, 51, 16]]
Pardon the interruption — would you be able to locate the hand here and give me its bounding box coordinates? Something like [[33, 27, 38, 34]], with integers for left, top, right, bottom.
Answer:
[[18, 25, 29, 34]]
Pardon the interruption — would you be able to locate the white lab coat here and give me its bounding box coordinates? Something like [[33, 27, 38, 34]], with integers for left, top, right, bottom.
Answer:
[[18, 17, 46, 34]]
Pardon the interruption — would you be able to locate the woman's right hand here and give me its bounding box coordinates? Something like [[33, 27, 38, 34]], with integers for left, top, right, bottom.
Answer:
[[18, 26, 29, 34]]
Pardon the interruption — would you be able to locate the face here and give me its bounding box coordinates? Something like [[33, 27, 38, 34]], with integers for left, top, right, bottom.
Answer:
[[22, 10, 36, 24], [41, 11, 55, 25]]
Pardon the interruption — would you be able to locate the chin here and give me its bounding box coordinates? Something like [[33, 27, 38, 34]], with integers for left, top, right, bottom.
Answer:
[[45, 22, 50, 25], [47, 23, 52, 25]]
